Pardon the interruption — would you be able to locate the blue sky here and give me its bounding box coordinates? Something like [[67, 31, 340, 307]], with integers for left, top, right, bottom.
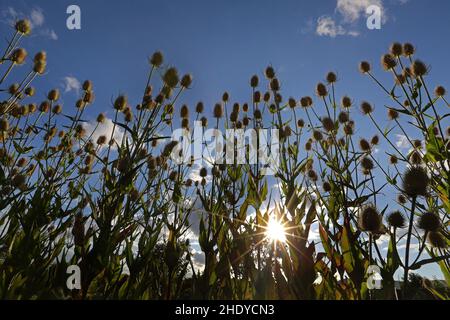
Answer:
[[1, 0, 449, 279]]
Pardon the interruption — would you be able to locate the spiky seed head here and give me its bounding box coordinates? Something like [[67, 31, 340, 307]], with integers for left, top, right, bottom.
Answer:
[[253, 91, 261, 103], [15, 19, 31, 35], [34, 51, 47, 63], [196, 102, 204, 113], [390, 155, 398, 164], [300, 96, 313, 108], [390, 42, 403, 56], [388, 108, 399, 120], [284, 125, 292, 137], [381, 54, 397, 70], [395, 74, 406, 85], [12, 174, 26, 189], [403, 43, 415, 56], [263, 91, 271, 102], [254, 108, 262, 120], [359, 139, 371, 152], [39, 101, 50, 113], [313, 130, 323, 141], [435, 86, 446, 97], [341, 96, 352, 108], [316, 83, 328, 97], [181, 118, 189, 129], [397, 194, 406, 204], [8, 84, 19, 95], [180, 104, 189, 118], [150, 51, 164, 67], [222, 91, 229, 102], [24, 87, 35, 96], [97, 135, 107, 145], [250, 75, 259, 87], [387, 211, 406, 228], [270, 78, 280, 91], [427, 232, 447, 249], [33, 61, 46, 74], [11, 48, 27, 64], [323, 181, 332, 192], [199, 167, 207, 178], [326, 72, 337, 83], [307, 169, 318, 181], [358, 205, 382, 233], [163, 67, 179, 88], [297, 119, 305, 128], [229, 110, 238, 122], [446, 126, 450, 137], [17, 157, 27, 167], [418, 212, 441, 232], [305, 141, 312, 151], [343, 124, 354, 135], [83, 80, 93, 91], [371, 135, 379, 145], [288, 97, 297, 108], [411, 60, 428, 77], [359, 61, 371, 73], [214, 103, 223, 118], [52, 104, 62, 114], [96, 113, 106, 123], [114, 95, 127, 111], [242, 103, 249, 112], [361, 101, 373, 115], [402, 166, 429, 197], [265, 66, 275, 79], [243, 116, 249, 126], [361, 157, 374, 171], [0, 118, 9, 132], [180, 74, 193, 88], [83, 91, 94, 103], [48, 89, 60, 101], [321, 117, 334, 132]]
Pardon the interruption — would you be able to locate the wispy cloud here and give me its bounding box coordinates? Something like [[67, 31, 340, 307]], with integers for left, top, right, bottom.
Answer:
[[395, 134, 410, 149], [83, 117, 125, 149], [316, 15, 359, 38], [0, 6, 58, 41], [62, 76, 81, 94], [336, 0, 384, 23]]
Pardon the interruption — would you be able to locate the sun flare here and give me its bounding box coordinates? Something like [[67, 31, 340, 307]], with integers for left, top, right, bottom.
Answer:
[[265, 217, 287, 243]]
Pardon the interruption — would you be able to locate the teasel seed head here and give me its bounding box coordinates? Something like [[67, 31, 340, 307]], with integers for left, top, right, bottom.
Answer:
[[337, 111, 349, 124], [52, 104, 62, 114], [199, 167, 208, 178], [326, 72, 337, 83], [15, 19, 31, 35], [434, 86, 446, 97], [48, 89, 60, 101], [387, 211, 406, 228], [371, 135, 379, 145], [114, 95, 127, 111], [321, 116, 335, 132], [33, 60, 46, 74], [390, 42, 403, 57], [395, 74, 406, 85], [265, 66, 275, 79], [390, 155, 398, 165], [83, 91, 95, 104], [288, 97, 297, 108], [270, 78, 280, 91], [359, 61, 371, 73], [360, 101, 373, 115], [243, 116, 249, 127], [11, 48, 27, 64], [427, 232, 447, 249], [341, 96, 352, 109], [402, 166, 429, 198], [398, 194, 406, 204], [222, 91, 229, 102], [358, 205, 382, 233], [229, 110, 238, 122], [180, 73, 193, 89], [39, 101, 50, 113], [381, 54, 397, 70], [305, 141, 312, 151], [313, 130, 323, 141], [359, 139, 371, 152], [12, 173, 26, 189], [307, 169, 318, 181], [150, 51, 164, 67], [300, 96, 313, 108], [163, 67, 179, 88], [180, 104, 189, 118], [316, 82, 328, 97], [297, 119, 305, 128], [82, 80, 93, 91], [0, 118, 9, 132], [213, 103, 223, 118], [343, 123, 354, 135], [24, 87, 35, 96], [388, 108, 399, 120], [181, 118, 189, 129], [97, 135, 107, 145], [263, 91, 271, 102], [403, 43, 415, 57], [250, 75, 259, 87], [418, 212, 441, 232], [361, 157, 374, 171], [195, 102, 204, 113], [17, 157, 27, 168], [96, 113, 106, 123], [242, 103, 249, 112], [411, 60, 428, 77], [323, 181, 332, 192], [200, 116, 208, 127]]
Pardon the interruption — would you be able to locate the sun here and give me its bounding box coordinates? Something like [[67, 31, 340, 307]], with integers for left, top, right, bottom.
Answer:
[[265, 216, 287, 243]]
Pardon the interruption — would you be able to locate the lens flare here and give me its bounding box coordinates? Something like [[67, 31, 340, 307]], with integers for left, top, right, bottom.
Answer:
[[265, 216, 287, 243]]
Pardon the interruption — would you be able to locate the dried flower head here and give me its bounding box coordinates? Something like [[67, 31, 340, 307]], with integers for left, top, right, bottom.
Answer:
[[361, 157, 374, 171], [326, 72, 337, 83], [403, 43, 415, 56], [214, 103, 223, 118], [434, 86, 446, 97], [180, 74, 193, 88], [313, 130, 323, 141], [163, 67, 179, 88], [114, 95, 127, 111], [11, 48, 27, 64], [341, 96, 352, 108], [411, 60, 428, 77], [359, 61, 371, 73], [250, 75, 259, 87], [307, 169, 318, 181], [300, 96, 313, 108], [388, 108, 399, 120], [390, 155, 398, 165], [83, 80, 93, 91], [150, 51, 164, 67], [321, 117, 335, 132], [387, 211, 406, 228], [427, 232, 447, 249], [196, 102, 204, 113], [371, 135, 379, 145], [288, 97, 297, 108], [15, 19, 31, 35], [390, 42, 403, 57], [180, 104, 189, 118], [48, 89, 60, 101], [361, 101, 373, 115], [316, 83, 328, 97], [359, 139, 371, 152], [381, 54, 397, 70], [358, 205, 382, 233], [265, 66, 275, 79], [297, 119, 305, 128], [402, 166, 429, 198], [409, 151, 422, 165], [418, 212, 441, 232]]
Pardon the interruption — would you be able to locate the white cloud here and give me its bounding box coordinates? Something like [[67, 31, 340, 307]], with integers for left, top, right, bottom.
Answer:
[[395, 134, 409, 149], [29, 8, 44, 27], [83, 117, 125, 149], [336, 0, 384, 23], [62, 76, 81, 94], [41, 28, 58, 40], [316, 16, 347, 37]]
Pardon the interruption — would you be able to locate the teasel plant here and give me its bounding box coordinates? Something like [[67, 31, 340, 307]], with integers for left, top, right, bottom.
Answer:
[[0, 19, 448, 300]]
